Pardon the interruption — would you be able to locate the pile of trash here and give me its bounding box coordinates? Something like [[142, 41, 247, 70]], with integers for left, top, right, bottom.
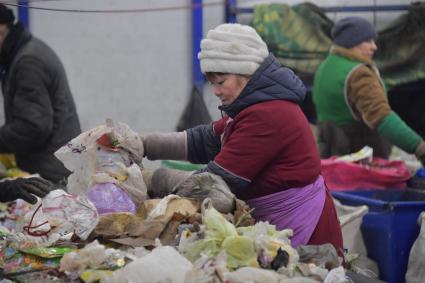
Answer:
[[0, 121, 374, 282], [0, 199, 346, 282]]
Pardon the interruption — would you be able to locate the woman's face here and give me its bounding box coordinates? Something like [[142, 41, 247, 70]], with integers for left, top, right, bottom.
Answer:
[[208, 74, 250, 106]]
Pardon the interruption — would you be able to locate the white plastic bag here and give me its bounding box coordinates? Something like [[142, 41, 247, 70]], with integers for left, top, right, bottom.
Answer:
[[224, 266, 286, 283], [41, 189, 99, 240], [334, 198, 368, 255], [55, 121, 147, 205], [324, 266, 346, 283], [103, 246, 192, 283], [60, 240, 123, 273], [406, 212, 425, 283]]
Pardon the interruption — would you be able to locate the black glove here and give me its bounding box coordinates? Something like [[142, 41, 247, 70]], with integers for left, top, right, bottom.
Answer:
[[0, 177, 55, 204]]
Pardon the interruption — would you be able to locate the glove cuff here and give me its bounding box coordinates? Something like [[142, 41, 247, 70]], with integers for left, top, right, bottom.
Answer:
[[144, 132, 187, 161]]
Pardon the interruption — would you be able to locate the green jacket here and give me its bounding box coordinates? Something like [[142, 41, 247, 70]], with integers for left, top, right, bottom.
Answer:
[[312, 52, 361, 125], [313, 46, 423, 157]]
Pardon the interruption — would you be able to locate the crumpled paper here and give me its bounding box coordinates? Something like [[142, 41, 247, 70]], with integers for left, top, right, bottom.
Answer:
[[94, 197, 200, 247]]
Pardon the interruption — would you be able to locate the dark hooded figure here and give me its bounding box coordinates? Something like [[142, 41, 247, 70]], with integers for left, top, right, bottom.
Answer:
[[0, 4, 81, 183]]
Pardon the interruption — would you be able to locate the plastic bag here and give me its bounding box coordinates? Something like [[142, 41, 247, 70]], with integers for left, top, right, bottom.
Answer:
[[104, 246, 192, 283], [86, 183, 136, 215], [178, 200, 239, 265], [334, 199, 368, 255], [202, 200, 238, 242], [20, 246, 74, 258], [237, 222, 298, 271], [55, 120, 147, 205], [406, 212, 425, 283], [2, 248, 61, 275], [41, 190, 99, 240], [183, 252, 229, 283], [321, 156, 411, 190], [179, 200, 298, 271], [60, 240, 126, 273], [324, 266, 346, 283], [221, 235, 258, 269]]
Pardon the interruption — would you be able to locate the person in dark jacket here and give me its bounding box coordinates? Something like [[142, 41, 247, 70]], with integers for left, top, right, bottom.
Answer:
[[143, 23, 343, 252], [0, 177, 54, 204], [0, 4, 81, 183]]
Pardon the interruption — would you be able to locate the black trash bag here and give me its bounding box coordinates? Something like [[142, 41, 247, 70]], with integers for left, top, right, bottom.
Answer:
[[176, 86, 212, 131]]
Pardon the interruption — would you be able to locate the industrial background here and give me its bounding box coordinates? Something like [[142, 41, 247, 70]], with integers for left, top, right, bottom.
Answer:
[[1, 0, 417, 134]]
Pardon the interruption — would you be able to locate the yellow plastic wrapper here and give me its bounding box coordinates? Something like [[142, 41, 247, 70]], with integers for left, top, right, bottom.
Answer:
[[179, 238, 220, 262], [179, 201, 299, 271], [222, 235, 258, 269], [180, 201, 258, 270], [6, 168, 30, 178], [80, 269, 114, 283], [203, 201, 237, 242], [0, 154, 30, 178], [0, 154, 17, 169], [20, 246, 74, 258]]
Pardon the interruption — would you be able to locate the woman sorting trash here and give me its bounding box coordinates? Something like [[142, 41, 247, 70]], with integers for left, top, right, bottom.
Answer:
[[143, 23, 343, 252]]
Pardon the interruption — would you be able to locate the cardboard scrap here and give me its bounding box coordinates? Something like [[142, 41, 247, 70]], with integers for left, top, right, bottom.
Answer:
[[230, 199, 256, 227], [94, 198, 201, 247], [142, 197, 200, 220]]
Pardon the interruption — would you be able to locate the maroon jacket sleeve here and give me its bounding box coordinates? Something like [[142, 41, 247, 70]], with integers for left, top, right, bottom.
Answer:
[[213, 104, 286, 182]]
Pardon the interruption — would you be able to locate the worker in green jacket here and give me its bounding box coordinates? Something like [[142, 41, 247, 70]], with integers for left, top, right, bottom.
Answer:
[[312, 17, 425, 165]]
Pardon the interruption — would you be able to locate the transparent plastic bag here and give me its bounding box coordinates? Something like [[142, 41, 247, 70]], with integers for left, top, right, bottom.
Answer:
[[41, 189, 99, 240], [55, 120, 147, 205]]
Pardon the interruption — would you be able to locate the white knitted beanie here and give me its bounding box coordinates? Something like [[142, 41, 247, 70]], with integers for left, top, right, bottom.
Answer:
[[198, 23, 269, 75]]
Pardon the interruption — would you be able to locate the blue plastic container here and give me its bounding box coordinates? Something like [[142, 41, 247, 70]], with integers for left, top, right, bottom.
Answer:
[[416, 167, 425, 178], [333, 189, 425, 283]]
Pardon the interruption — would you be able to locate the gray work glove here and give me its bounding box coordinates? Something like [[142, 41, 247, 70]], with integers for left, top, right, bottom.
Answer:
[[142, 132, 187, 161], [174, 172, 236, 214], [149, 167, 193, 198], [415, 141, 425, 166], [149, 167, 236, 214], [0, 177, 55, 204]]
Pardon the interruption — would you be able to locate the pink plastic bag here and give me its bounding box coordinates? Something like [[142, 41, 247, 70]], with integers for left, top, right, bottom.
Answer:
[[321, 157, 412, 191]]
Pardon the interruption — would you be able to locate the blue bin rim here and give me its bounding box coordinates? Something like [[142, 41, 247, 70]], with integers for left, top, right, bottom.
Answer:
[[333, 190, 425, 208]]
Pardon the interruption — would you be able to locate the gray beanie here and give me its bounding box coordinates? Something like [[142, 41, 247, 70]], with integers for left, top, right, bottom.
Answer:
[[332, 17, 377, 48], [198, 23, 269, 75]]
